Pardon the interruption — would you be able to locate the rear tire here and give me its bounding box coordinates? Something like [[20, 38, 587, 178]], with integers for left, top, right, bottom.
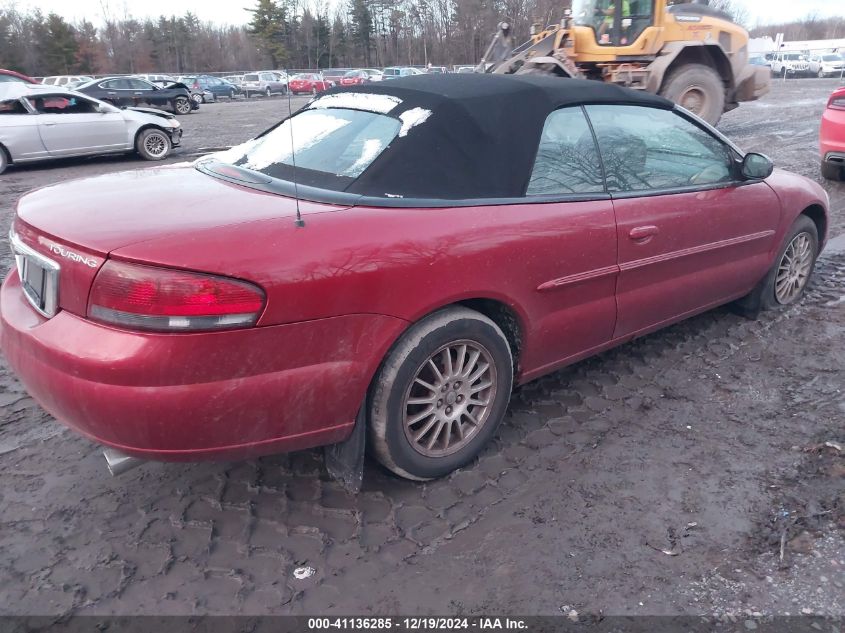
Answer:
[[660, 63, 725, 126], [369, 307, 513, 481], [173, 96, 191, 115], [266, 87, 272, 97], [822, 161, 843, 181], [136, 128, 172, 161], [0, 146, 8, 175]]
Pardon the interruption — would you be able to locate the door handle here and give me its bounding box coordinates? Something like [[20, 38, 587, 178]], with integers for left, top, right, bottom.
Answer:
[[42, 122, 56, 126], [629, 225, 660, 241]]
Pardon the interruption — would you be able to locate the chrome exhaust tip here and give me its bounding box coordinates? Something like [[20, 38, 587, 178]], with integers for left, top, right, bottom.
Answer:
[[103, 448, 142, 476]]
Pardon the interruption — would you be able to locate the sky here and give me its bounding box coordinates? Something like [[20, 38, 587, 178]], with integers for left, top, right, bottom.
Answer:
[[2, 0, 843, 27]]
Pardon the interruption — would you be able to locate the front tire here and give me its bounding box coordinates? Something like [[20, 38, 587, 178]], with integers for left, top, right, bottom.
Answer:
[[0, 146, 8, 175], [659, 63, 725, 126], [136, 128, 172, 161], [735, 216, 819, 316], [265, 87, 272, 97], [369, 307, 513, 480]]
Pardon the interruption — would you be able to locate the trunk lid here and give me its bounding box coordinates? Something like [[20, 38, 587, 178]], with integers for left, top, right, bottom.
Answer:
[[13, 164, 348, 317]]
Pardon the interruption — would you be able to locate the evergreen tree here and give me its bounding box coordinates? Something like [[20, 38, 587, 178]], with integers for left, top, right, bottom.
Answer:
[[247, 0, 289, 67]]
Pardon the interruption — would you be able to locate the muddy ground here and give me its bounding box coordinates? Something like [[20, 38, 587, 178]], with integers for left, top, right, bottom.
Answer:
[[0, 79, 843, 619]]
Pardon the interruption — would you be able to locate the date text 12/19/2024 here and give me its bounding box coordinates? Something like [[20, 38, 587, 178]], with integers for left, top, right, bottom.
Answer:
[[307, 618, 530, 630]]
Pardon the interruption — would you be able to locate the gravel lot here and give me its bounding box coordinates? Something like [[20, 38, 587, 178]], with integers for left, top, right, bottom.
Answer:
[[0, 80, 843, 619]]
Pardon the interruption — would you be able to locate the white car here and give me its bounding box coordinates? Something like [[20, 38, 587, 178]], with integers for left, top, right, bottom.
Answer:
[[0, 84, 182, 175], [135, 73, 178, 87], [808, 53, 845, 78], [41, 75, 94, 87], [770, 52, 810, 77]]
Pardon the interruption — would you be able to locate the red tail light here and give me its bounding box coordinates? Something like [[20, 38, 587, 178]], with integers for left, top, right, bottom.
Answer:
[[88, 260, 265, 332], [829, 93, 845, 110]]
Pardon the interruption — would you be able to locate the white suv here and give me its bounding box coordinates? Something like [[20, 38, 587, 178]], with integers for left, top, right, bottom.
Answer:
[[770, 52, 810, 77], [808, 53, 845, 78]]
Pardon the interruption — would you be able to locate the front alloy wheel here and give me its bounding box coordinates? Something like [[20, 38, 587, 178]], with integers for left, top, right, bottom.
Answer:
[[173, 96, 191, 115], [369, 306, 513, 480], [775, 232, 814, 305]]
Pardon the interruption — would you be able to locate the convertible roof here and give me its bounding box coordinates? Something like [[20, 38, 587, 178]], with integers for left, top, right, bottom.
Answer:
[[307, 73, 673, 200]]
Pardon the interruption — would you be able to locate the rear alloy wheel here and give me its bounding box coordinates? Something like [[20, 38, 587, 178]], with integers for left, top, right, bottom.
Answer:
[[191, 93, 203, 106], [229, 88, 236, 99], [660, 63, 725, 126], [265, 87, 272, 97], [311, 86, 317, 95], [818, 69, 825, 78], [369, 306, 513, 480], [173, 96, 191, 115], [136, 128, 172, 161]]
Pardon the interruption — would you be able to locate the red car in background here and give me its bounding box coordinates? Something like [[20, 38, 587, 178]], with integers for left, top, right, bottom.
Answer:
[[340, 70, 377, 86], [288, 73, 331, 95], [0, 75, 830, 483], [0, 69, 38, 84], [821, 86, 845, 181]]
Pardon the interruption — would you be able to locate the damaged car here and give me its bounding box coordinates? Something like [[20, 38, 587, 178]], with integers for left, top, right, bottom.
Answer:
[[0, 75, 829, 483], [0, 84, 182, 174], [75, 76, 197, 115]]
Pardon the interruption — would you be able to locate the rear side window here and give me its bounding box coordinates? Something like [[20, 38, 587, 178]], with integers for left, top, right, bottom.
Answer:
[[0, 99, 27, 114], [526, 107, 604, 196], [585, 105, 733, 192], [212, 108, 401, 187]]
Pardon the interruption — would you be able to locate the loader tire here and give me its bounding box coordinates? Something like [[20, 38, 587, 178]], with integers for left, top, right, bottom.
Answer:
[[660, 63, 725, 126]]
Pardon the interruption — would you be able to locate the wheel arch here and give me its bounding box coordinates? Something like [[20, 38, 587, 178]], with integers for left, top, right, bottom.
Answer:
[[801, 204, 828, 247], [647, 42, 734, 94], [0, 142, 12, 165], [132, 123, 169, 146]]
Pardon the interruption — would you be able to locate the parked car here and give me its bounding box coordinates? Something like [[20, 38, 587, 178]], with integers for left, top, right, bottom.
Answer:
[[0, 75, 829, 482], [179, 75, 241, 100], [426, 66, 449, 74], [321, 71, 346, 87], [382, 67, 424, 79], [134, 74, 177, 87], [455, 65, 476, 74], [289, 73, 332, 94], [340, 69, 376, 86], [0, 69, 38, 84], [748, 55, 769, 67], [808, 53, 845, 78], [821, 86, 845, 181], [770, 52, 810, 77], [75, 77, 196, 115], [223, 75, 245, 87], [361, 69, 384, 82], [241, 71, 287, 97], [0, 83, 181, 174], [41, 75, 94, 87]]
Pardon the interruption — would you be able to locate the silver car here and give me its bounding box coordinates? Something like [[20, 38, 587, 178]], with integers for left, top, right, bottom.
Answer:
[[241, 71, 288, 97], [0, 84, 182, 175]]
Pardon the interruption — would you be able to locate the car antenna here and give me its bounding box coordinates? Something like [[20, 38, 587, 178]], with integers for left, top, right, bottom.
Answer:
[[286, 69, 305, 228]]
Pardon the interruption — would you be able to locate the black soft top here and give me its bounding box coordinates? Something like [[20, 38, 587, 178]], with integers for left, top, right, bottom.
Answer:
[[307, 74, 673, 200]]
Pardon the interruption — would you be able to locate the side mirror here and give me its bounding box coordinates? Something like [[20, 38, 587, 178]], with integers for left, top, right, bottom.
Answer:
[[741, 153, 774, 180], [97, 103, 112, 114]]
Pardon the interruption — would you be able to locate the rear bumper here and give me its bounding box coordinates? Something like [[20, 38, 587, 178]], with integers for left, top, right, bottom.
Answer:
[[0, 270, 407, 461], [821, 107, 845, 159]]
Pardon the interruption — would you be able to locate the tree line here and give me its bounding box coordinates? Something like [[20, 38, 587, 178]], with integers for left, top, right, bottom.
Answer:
[[1, 2, 843, 78]]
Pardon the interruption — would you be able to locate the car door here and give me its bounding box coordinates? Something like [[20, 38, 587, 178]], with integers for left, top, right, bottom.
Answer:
[[517, 106, 619, 374], [30, 94, 128, 156], [98, 78, 135, 106], [0, 98, 48, 160], [125, 78, 161, 107], [584, 104, 782, 338]]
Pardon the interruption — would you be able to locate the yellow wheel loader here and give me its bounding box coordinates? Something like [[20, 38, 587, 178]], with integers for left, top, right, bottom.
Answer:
[[480, 0, 770, 125]]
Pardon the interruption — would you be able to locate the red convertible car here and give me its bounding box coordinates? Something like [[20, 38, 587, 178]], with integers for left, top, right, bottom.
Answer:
[[821, 86, 845, 181], [0, 75, 829, 481], [288, 73, 331, 95]]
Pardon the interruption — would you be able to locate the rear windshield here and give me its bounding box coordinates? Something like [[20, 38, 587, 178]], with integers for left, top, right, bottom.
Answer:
[[244, 74, 259, 81], [209, 108, 401, 189]]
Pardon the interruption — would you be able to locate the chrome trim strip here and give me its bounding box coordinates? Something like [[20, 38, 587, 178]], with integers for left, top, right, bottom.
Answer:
[[537, 265, 620, 292], [9, 230, 60, 318], [620, 230, 776, 272]]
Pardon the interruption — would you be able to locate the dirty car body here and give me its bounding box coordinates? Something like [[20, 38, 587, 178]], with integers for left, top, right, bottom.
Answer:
[[0, 75, 829, 480]]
